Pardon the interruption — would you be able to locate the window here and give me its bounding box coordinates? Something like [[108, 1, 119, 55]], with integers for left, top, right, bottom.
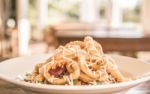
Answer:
[[122, 0, 142, 30], [27, 0, 144, 40], [48, 0, 80, 24]]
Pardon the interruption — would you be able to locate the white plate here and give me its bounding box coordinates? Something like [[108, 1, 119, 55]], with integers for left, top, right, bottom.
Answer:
[[0, 54, 150, 94]]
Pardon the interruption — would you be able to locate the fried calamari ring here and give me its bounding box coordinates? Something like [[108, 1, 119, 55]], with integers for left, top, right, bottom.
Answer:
[[91, 59, 106, 71], [79, 72, 94, 83], [54, 46, 78, 61], [84, 36, 103, 55], [65, 41, 85, 49], [33, 62, 47, 75], [43, 60, 80, 85], [104, 56, 125, 82], [80, 62, 100, 79], [97, 69, 109, 82], [33, 74, 45, 83]]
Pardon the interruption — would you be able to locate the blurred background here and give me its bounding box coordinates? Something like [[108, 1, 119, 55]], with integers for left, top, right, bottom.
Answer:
[[0, 0, 150, 62]]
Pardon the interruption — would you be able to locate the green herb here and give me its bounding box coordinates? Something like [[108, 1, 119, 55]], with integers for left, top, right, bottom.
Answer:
[[73, 79, 78, 85], [38, 81, 44, 84], [44, 80, 49, 84], [96, 80, 103, 85], [25, 73, 32, 76]]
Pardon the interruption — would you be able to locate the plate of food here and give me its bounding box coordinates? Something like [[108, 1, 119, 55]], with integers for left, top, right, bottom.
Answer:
[[0, 36, 150, 94]]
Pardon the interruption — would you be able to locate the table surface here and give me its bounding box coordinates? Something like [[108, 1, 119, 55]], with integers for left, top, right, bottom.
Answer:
[[56, 31, 150, 53], [0, 80, 150, 94]]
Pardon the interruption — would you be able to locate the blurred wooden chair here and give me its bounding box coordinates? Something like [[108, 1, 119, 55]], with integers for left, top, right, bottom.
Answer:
[[43, 27, 58, 52]]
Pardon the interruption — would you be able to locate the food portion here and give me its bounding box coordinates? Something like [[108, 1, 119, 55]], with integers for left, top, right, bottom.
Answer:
[[24, 36, 126, 85]]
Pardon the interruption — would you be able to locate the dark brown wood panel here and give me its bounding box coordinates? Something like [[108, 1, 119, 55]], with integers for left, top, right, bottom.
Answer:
[[57, 37, 150, 52]]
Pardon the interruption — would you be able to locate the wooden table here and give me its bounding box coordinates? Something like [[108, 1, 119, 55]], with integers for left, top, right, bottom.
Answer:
[[56, 31, 150, 57], [0, 80, 150, 94]]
